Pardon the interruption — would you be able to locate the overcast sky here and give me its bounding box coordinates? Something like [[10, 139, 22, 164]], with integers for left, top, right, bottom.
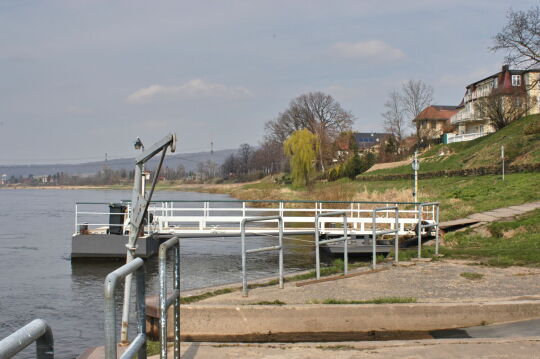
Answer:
[[0, 0, 536, 164]]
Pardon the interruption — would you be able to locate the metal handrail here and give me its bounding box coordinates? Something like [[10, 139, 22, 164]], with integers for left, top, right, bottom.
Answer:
[[104, 257, 146, 359], [417, 202, 440, 258], [371, 207, 399, 269], [117, 199, 423, 205], [158, 237, 180, 359], [241, 216, 284, 297], [315, 211, 348, 280], [0, 319, 54, 359]]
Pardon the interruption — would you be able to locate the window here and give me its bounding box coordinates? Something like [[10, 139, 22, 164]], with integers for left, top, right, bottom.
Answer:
[[512, 75, 521, 87], [479, 125, 484, 133], [493, 78, 498, 88]]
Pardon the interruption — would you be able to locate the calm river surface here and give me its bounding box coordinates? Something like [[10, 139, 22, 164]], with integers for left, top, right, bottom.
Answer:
[[0, 189, 315, 359]]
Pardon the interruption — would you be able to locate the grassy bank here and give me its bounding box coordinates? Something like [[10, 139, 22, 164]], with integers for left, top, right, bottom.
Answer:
[[440, 209, 540, 267], [221, 172, 540, 221], [367, 113, 540, 176]]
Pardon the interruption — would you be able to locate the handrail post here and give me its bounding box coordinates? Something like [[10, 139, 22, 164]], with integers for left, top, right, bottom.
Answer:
[[371, 206, 400, 269], [136, 265, 147, 359], [315, 214, 321, 280], [158, 236, 181, 359], [241, 216, 284, 297], [241, 219, 248, 297], [314, 211, 348, 279], [371, 211, 376, 269], [394, 207, 399, 263], [417, 205, 423, 259], [344, 215, 348, 275], [435, 204, 440, 255], [104, 257, 146, 359]]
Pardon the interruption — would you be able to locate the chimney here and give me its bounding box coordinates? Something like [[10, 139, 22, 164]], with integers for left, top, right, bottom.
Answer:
[[502, 64, 509, 73]]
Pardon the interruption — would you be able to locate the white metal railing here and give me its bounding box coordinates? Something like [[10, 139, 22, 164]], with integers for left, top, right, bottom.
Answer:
[[446, 132, 489, 143], [74, 200, 437, 238]]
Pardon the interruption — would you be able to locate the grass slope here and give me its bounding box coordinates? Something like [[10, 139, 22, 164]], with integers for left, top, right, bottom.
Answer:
[[442, 209, 540, 267], [367, 114, 540, 176]]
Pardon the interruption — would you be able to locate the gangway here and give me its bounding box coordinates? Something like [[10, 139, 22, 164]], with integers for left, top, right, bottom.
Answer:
[[72, 199, 440, 259], [75, 199, 437, 237]]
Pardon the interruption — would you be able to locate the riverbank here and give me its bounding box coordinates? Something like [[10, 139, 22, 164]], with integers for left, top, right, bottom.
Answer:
[[4, 172, 540, 222]]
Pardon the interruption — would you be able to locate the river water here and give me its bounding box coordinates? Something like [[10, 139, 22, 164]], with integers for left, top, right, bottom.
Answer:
[[0, 189, 314, 359]]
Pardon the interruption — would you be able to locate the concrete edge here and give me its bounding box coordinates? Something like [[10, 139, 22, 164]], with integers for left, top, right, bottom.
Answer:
[[147, 299, 540, 341]]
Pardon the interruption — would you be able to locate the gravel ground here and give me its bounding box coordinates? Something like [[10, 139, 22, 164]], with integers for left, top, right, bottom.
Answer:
[[197, 260, 540, 305]]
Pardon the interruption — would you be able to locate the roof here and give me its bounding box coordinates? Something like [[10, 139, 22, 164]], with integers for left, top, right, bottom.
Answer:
[[413, 105, 458, 122], [465, 66, 540, 89], [352, 132, 392, 149]]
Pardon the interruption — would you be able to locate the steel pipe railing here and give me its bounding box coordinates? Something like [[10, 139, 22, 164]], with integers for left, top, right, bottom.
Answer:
[[158, 237, 180, 359], [371, 207, 399, 269], [241, 216, 284, 297], [104, 257, 146, 359], [417, 202, 440, 258], [0, 319, 54, 359], [315, 211, 348, 280]]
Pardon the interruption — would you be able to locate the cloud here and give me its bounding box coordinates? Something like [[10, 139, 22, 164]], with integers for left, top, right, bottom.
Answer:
[[126, 79, 252, 104], [332, 40, 405, 62]]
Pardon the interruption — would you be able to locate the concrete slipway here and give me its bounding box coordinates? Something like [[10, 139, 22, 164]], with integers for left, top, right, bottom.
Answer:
[[145, 260, 540, 342]]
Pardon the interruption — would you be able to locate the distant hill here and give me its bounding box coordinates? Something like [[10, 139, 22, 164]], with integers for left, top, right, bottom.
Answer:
[[364, 114, 540, 176], [0, 149, 236, 178]]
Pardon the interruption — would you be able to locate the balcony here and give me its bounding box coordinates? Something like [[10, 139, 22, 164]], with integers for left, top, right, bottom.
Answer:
[[443, 132, 489, 144]]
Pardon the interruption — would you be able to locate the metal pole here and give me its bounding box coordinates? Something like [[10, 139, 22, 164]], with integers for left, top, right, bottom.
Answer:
[[159, 247, 167, 359], [343, 215, 348, 275], [417, 205, 423, 259], [371, 211, 376, 269], [120, 162, 142, 344], [435, 205, 440, 255], [241, 220, 248, 297], [136, 266, 147, 359], [315, 215, 321, 280], [278, 218, 284, 289], [174, 244, 180, 359], [394, 208, 399, 263]]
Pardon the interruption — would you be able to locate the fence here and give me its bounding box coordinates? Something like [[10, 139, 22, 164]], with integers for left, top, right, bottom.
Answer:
[[0, 319, 54, 359], [315, 211, 348, 280], [241, 216, 284, 297], [371, 207, 399, 269], [104, 257, 146, 359], [417, 202, 440, 258], [158, 237, 180, 359]]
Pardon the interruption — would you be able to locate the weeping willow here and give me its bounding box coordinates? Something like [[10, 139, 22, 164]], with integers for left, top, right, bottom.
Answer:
[[283, 129, 320, 186]]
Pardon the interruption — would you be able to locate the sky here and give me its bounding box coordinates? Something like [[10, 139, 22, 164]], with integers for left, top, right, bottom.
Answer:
[[0, 0, 537, 165]]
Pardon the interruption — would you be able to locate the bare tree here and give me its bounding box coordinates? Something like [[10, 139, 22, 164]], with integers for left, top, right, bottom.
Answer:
[[401, 80, 434, 141], [382, 90, 406, 143], [265, 92, 354, 170], [475, 92, 537, 130], [491, 6, 540, 69], [237, 143, 253, 175]]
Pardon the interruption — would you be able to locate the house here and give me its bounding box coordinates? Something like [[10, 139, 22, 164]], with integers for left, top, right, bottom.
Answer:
[[353, 132, 393, 152], [333, 132, 393, 162], [413, 105, 458, 140], [448, 65, 540, 143]]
